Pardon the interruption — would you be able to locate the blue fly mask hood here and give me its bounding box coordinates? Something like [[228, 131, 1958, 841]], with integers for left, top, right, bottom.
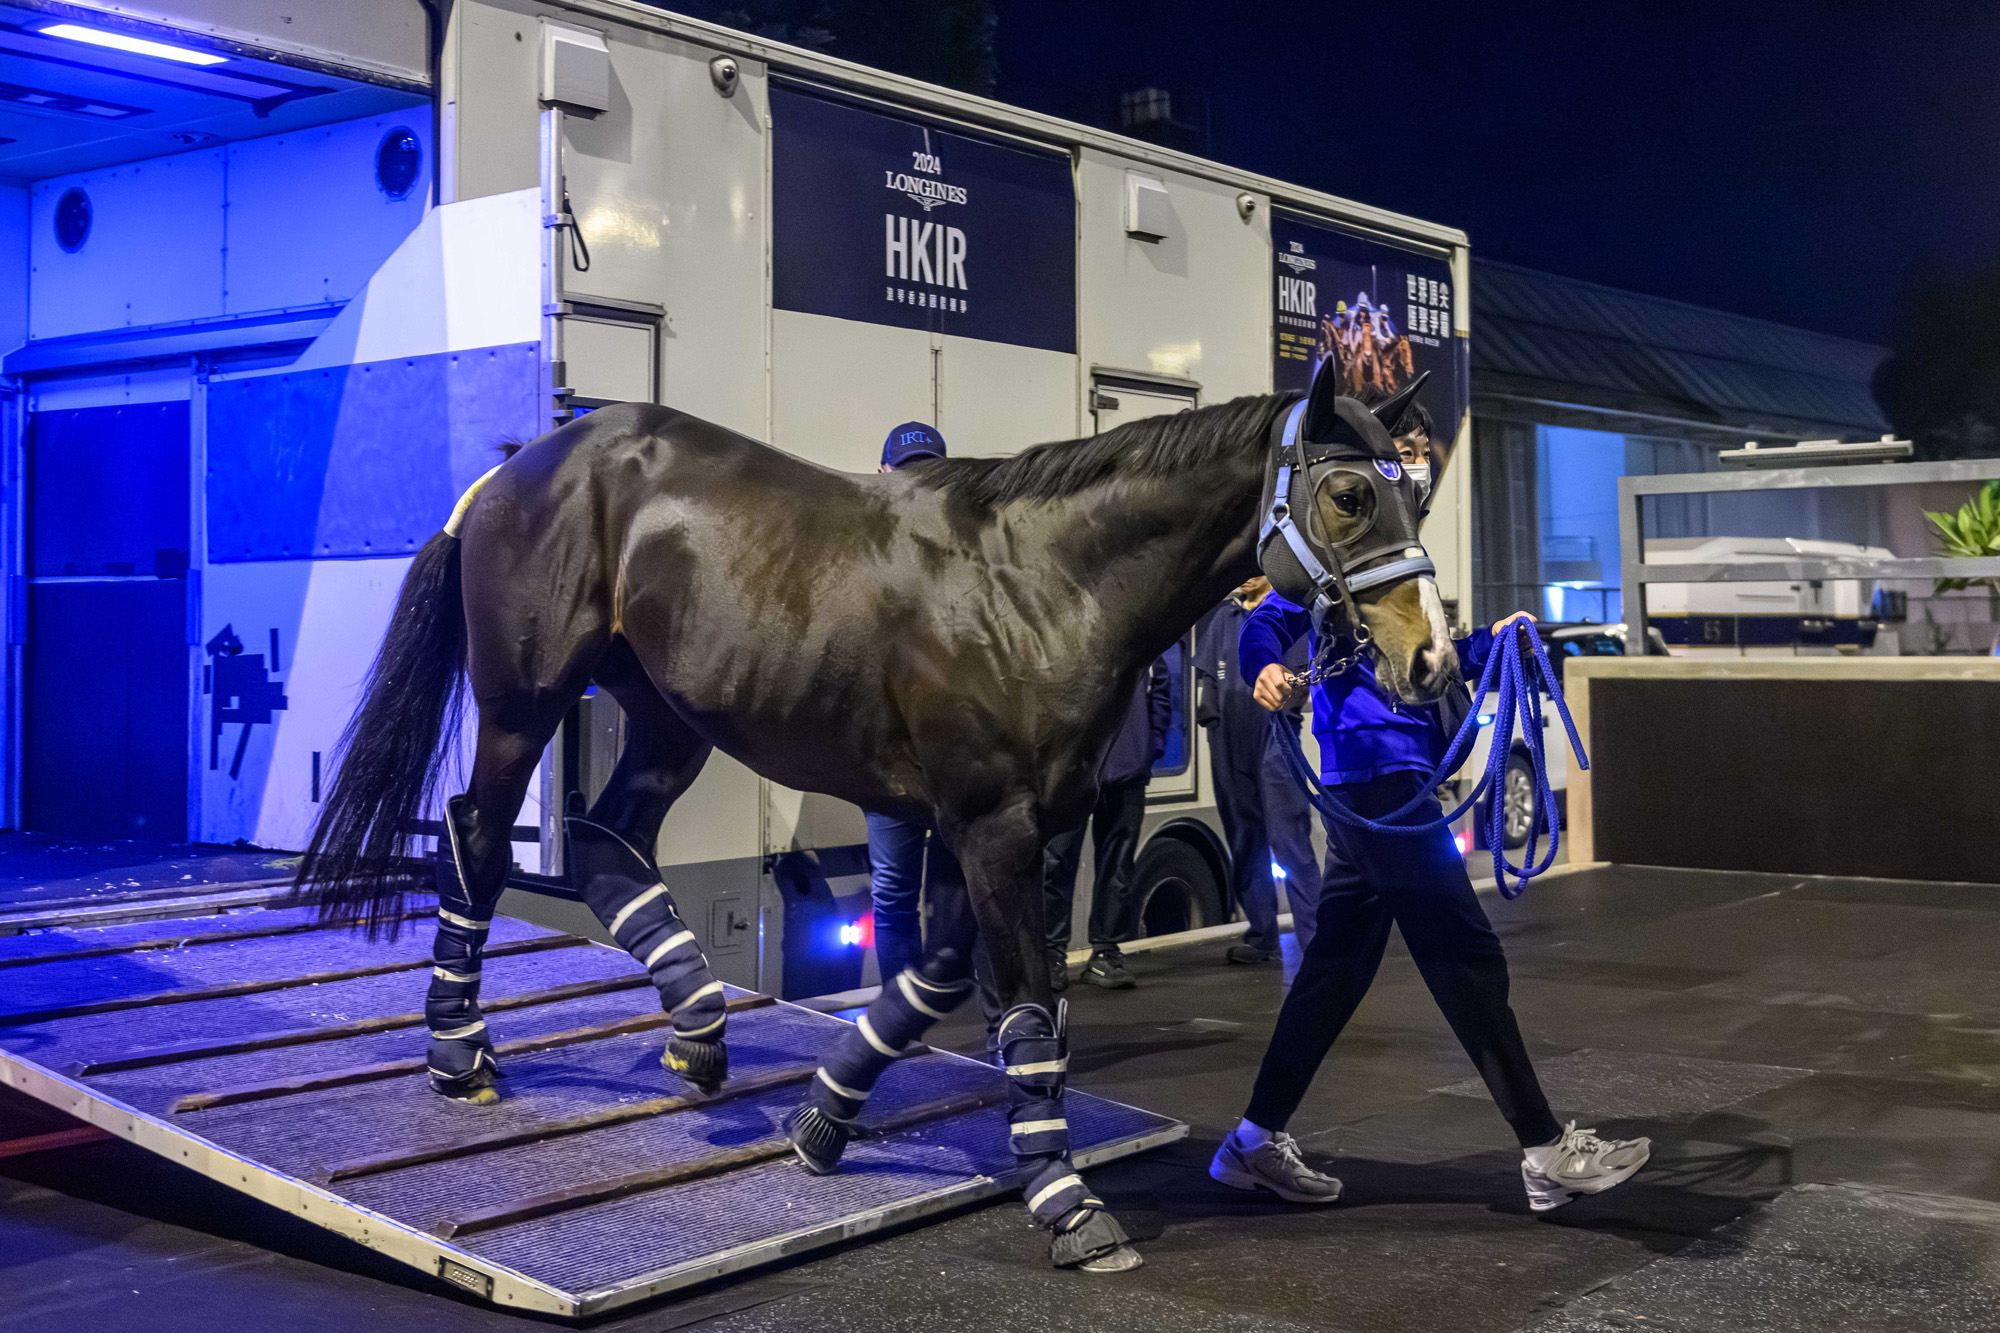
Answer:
[[1257, 366, 1435, 639]]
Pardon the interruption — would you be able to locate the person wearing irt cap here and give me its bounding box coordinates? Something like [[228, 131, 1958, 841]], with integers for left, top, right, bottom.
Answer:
[[865, 421, 958, 984]]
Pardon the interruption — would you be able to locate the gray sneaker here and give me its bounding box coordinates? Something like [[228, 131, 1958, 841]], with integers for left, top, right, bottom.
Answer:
[[1522, 1121, 1652, 1212], [1082, 948, 1136, 990], [1209, 1131, 1342, 1204]]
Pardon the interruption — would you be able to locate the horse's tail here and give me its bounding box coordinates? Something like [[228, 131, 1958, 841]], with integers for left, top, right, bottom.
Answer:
[[295, 529, 467, 936]]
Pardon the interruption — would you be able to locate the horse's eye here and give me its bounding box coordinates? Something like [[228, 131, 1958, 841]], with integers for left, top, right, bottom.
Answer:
[[1331, 493, 1362, 517]]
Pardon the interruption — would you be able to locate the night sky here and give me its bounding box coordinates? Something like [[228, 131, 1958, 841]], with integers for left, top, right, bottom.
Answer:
[[993, 1, 2000, 347]]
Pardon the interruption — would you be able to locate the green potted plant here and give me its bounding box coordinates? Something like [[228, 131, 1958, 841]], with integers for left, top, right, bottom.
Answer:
[[1926, 479, 2000, 653]]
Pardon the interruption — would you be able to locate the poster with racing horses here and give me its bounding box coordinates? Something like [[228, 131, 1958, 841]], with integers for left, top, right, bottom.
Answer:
[[1271, 209, 1469, 481]]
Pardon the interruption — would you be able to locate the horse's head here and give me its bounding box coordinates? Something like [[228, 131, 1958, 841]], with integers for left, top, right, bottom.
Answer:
[[1303, 465, 1458, 705], [1261, 364, 1459, 707]]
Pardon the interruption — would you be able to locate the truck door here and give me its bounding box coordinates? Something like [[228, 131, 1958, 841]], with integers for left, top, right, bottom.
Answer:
[[24, 394, 193, 839]]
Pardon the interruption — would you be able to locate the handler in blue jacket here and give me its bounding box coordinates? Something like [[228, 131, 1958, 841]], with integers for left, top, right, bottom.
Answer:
[[1209, 594, 1652, 1213]]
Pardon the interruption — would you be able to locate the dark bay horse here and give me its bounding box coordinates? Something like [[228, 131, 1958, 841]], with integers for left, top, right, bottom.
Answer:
[[299, 366, 1457, 1272]]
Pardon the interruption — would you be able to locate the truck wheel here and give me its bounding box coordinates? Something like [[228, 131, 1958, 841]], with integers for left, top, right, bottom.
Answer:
[[1133, 837, 1225, 939], [1502, 752, 1538, 850]]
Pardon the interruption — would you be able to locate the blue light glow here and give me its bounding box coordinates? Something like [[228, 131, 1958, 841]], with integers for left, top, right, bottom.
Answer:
[[1271, 860, 1287, 880], [837, 922, 862, 946], [38, 23, 228, 66], [1477, 713, 1495, 726]]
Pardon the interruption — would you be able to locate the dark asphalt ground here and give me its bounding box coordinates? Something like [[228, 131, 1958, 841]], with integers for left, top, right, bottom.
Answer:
[[7, 863, 2000, 1331]]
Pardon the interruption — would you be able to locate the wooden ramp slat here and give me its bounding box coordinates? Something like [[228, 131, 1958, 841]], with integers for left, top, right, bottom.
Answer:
[[0, 934, 589, 1027], [321, 1062, 821, 1183], [435, 1086, 1006, 1239], [169, 994, 777, 1113], [72, 972, 655, 1076], [0, 907, 435, 970]]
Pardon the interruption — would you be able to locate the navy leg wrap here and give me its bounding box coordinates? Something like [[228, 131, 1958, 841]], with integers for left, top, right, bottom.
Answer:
[[789, 956, 974, 1174], [567, 816, 729, 1092], [426, 796, 499, 1101], [999, 1001, 1132, 1268]]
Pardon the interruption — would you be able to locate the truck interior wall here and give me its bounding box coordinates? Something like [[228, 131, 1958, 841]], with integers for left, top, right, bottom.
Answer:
[[15, 113, 439, 845], [196, 186, 541, 850], [0, 183, 24, 358], [27, 113, 432, 340], [0, 180, 17, 828], [99, 1, 431, 87]]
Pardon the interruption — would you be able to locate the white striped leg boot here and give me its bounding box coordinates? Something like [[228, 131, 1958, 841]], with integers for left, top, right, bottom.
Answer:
[[999, 1002, 1141, 1273], [789, 961, 975, 1174], [566, 816, 730, 1094], [427, 796, 501, 1103]]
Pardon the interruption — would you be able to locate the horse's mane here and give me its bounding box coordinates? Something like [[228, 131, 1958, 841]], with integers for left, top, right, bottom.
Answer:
[[914, 392, 1298, 507]]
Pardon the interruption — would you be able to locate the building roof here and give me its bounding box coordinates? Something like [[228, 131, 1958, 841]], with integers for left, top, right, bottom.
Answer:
[[1472, 259, 1890, 443]]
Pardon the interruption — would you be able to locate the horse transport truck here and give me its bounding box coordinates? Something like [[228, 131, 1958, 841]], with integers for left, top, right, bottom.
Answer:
[[1, 0, 1472, 1000]]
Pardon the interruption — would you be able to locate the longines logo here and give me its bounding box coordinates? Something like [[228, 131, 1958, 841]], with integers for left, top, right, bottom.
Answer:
[[884, 135, 966, 212], [1278, 251, 1316, 273], [886, 170, 967, 211]]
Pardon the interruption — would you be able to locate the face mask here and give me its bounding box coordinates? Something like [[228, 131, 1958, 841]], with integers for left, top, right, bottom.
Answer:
[[1400, 462, 1432, 504]]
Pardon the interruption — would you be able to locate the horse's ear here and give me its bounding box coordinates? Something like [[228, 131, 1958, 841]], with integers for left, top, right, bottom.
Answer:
[[1370, 371, 1432, 436], [1303, 357, 1345, 442]]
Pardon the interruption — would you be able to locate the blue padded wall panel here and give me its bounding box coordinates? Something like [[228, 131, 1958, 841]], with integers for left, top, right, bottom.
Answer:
[[31, 402, 190, 577], [26, 580, 189, 839], [206, 343, 541, 562]]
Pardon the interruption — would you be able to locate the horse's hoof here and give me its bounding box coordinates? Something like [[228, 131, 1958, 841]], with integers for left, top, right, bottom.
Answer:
[[1049, 1208, 1134, 1270], [663, 1036, 728, 1095], [1077, 1244, 1144, 1274], [429, 1048, 500, 1102], [787, 1103, 851, 1175], [430, 1067, 500, 1104]]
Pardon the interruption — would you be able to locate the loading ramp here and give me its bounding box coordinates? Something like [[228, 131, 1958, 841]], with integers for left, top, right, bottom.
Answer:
[[0, 900, 1183, 1316]]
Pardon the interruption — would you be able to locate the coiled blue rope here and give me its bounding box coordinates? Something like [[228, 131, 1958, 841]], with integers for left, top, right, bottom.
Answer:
[[1270, 623, 1589, 898]]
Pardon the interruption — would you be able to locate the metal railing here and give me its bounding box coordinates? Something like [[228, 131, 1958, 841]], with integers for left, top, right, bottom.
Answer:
[[1617, 458, 2000, 653]]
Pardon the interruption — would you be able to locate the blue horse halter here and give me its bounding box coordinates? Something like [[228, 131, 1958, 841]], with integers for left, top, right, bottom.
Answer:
[[1257, 397, 1437, 666]]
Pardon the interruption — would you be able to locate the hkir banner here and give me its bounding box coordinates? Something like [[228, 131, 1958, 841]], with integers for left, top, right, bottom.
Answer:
[[771, 84, 1076, 354], [1271, 210, 1468, 451]]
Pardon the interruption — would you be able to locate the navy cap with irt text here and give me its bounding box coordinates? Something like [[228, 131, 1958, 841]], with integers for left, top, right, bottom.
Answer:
[[882, 421, 947, 468]]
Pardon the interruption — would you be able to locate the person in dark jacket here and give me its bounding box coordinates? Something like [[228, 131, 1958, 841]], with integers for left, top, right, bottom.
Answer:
[[864, 422, 958, 983], [1042, 657, 1173, 990], [1194, 576, 1322, 965]]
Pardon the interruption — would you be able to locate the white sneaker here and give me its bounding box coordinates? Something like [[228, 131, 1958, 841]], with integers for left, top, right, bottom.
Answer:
[[1522, 1120, 1651, 1212], [1210, 1131, 1343, 1204]]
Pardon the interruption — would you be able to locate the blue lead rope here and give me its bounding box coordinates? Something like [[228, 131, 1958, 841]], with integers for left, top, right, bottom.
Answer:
[[1270, 624, 1589, 898]]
